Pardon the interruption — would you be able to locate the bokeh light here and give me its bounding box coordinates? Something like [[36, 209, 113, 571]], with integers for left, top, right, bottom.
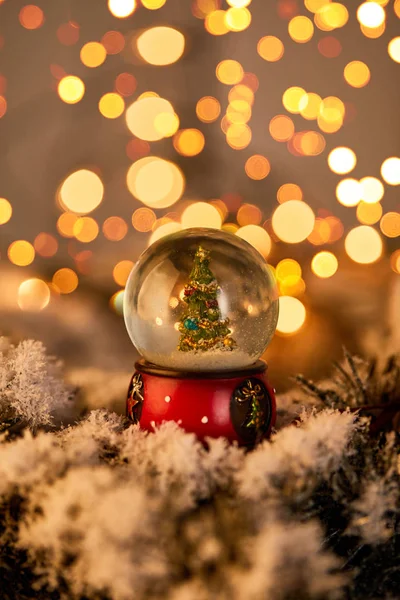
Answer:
[[216, 60, 244, 84], [390, 250, 400, 274], [307, 218, 331, 245], [142, 0, 167, 8], [288, 16, 314, 43], [17, 279, 50, 312], [181, 202, 222, 229], [8, 241, 35, 266], [380, 212, 400, 238], [57, 21, 80, 46], [344, 61, 371, 88], [73, 217, 99, 243], [115, 73, 137, 96], [345, 226, 383, 264], [154, 112, 180, 137], [125, 96, 174, 141], [102, 31, 125, 54], [205, 10, 229, 35], [277, 296, 306, 334], [0, 198, 12, 224], [80, 42, 107, 68], [108, 0, 136, 18], [196, 96, 221, 123], [58, 76, 85, 104], [225, 7, 252, 31], [103, 217, 128, 241], [315, 3, 349, 30], [357, 201, 382, 225], [283, 86, 307, 114], [299, 92, 322, 120], [388, 37, 400, 63], [226, 123, 252, 149], [381, 157, 400, 185], [328, 147, 357, 174], [110, 290, 125, 315], [34, 233, 58, 257], [277, 183, 303, 203], [318, 35, 342, 57], [57, 213, 78, 238], [0, 96, 6, 118], [311, 251, 338, 278], [272, 201, 315, 243], [98, 93, 125, 118], [113, 260, 134, 286], [336, 178, 362, 207], [52, 268, 79, 294], [173, 129, 205, 156], [257, 36, 284, 61], [237, 204, 262, 226], [19, 5, 44, 30], [236, 225, 271, 257], [59, 170, 104, 214], [269, 115, 295, 142], [132, 207, 156, 232], [357, 2, 386, 27], [137, 27, 185, 66], [127, 157, 185, 208], [360, 176, 384, 203], [245, 155, 270, 179]]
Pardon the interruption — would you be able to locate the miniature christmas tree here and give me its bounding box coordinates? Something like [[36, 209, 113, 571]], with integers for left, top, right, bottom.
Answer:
[[178, 246, 236, 352]]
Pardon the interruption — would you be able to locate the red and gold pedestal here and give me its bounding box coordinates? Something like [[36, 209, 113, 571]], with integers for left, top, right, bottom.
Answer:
[[126, 359, 276, 447]]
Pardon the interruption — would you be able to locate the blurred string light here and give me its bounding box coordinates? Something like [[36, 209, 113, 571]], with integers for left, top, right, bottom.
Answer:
[[245, 155, 270, 179], [17, 279, 50, 312], [58, 75, 85, 104], [132, 207, 156, 232], [8, 241, 35, 266], [381, 157, 400, 184], [272, 201, 315, 243], [236, 225, 271, 257], [110, 290, 125, 315], [59, 170, 104, 214], [216, 60, 244, 84], [0, 198, 12, 224], [257, 36, 284, 61], [102, 31, 125, 54], [181, 202, 222, 229], [173, 129, 205, 156], [136, 27, 185, 66], [344, 61, 371, 88], [141, 0, 167, 8], [102, 217, 128, 241], [311, 251, 338, 278], [125, 96, 176, 141], [388, 37, 400, 63], [288, 15, 314, 42], [19, 5, 44, 29], [80, 42, 107, 68], [57, 21, 80, 46], [149, 221, 181, 244], [345, 226, 383, 264], [225, 7, 252, 31], [113, 260, 134, 286], [73, 217, 99, 243], [277, 183, 303, 203], [237, 203, 262, 225], [196, 96, 221, 123], [57, 213, 78, 237], [357, 201, 382, 224], [357, 2, 386, 27], [108, 0, 136, 18], [98, 93, 125, 118], [276, 296, 306, 335], [336, 178, 362, 206], [380, 212, 400, 238], [328, 147, 357, 174], [34, 233, 58, 257], [52, 268, 79, 294], [115, 73, 137, 96], [360, 176, 384, 203], [126, 157, 185, 208], [269, 115, 295, 142]]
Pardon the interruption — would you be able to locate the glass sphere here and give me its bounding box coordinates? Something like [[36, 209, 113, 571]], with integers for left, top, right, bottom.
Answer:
[[124, 228, 278, 371]]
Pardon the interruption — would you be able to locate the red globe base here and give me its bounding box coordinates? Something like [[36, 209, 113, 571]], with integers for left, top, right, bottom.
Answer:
[[126, 359, 276, 447]]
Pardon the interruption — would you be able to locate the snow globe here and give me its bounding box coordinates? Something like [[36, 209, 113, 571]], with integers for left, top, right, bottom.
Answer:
[[124, 228, 279, 446]]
